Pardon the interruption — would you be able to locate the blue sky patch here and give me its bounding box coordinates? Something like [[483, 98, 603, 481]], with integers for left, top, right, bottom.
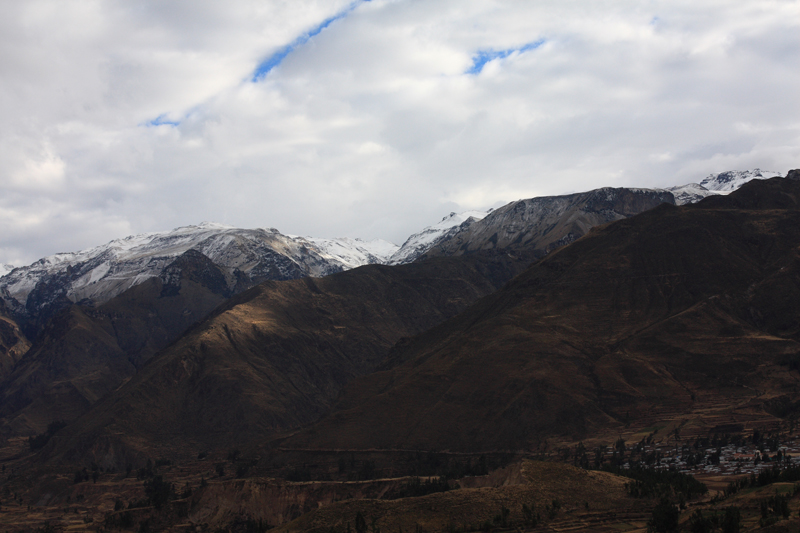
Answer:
[[466, 39, 546, 75], [145, 114, 180, 127], [252, 0, 370, 81]]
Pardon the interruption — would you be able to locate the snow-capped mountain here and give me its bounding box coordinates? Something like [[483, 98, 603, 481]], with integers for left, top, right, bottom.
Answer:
[[415, 169, 781, 258], [420, 187, 676, 260], [389, 210, 490, 265], [699, 168, 781, 192], [306, 236, 399, 268], [666, 169, 781, 205], [0, 222, 397, 322], [0, 167, 781, 331], [665, 183, 716, 206]]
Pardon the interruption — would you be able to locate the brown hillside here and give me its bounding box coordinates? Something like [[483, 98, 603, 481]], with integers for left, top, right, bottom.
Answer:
[[0, 250, 233, 436], [41, 254, 527, 467], [286, 175, 800, 453]]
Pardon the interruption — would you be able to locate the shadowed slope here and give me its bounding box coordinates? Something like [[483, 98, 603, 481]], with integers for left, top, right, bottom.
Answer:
[[0, 250, 233, 435], [286, 176, 800, 453], [42, 255, 527, 466], [0, 300, 29, 380]]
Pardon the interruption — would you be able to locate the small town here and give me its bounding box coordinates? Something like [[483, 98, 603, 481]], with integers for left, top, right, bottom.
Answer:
[[608, 431, 800, 478]]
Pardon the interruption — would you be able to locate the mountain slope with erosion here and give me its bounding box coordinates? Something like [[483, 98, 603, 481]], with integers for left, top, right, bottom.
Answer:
[[286, 173, 800, 453], [38, 253, 529, 466]]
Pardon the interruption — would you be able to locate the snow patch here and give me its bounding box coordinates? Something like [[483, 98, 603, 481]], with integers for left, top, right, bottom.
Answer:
[[698, 169, 781, 193], [304, 237, 399, 269], [666, 169, 781, 205], [389, 210, 490, 264]]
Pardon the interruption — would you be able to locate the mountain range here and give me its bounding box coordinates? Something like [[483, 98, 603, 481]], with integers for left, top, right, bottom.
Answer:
[[0, 166, 796, 532], [44, 170, 798, 466], [287, 174, 800, 454], [0, 223, 398, 339], [0, 168, 778, 335], [0, 169, 783, 437]]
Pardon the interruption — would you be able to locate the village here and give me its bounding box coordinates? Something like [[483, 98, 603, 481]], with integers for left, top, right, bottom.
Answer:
[[607, 430, 800, 478]]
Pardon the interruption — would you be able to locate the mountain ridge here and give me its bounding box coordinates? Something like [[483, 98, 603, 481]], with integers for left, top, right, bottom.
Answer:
[[0, 168, 782, 439], [0, 223, 397, 338], [0, 168, 778, 338]]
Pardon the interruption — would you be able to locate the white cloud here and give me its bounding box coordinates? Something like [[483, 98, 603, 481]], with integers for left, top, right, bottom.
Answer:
[[1, 0, 799, 265]]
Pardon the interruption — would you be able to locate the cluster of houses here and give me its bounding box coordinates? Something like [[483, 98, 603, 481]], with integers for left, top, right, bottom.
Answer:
[[613, 436, 800, 477]]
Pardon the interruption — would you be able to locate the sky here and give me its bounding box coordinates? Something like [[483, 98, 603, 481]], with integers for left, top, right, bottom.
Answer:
[[1, 0, 799, 266]]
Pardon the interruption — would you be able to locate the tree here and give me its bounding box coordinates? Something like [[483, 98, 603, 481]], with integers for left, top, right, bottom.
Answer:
[[144, 475, 173, 510], [355, 512, 368, 533], [688, 510, 712, 533], [522, 503, 539, 527], [647, 498, 680, 533], [721, 506, 740, 533]]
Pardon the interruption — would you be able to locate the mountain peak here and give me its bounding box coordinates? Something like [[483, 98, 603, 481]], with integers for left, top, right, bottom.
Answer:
[[0, 224, 398, 334], [698, 168, 781, 192], [389, 209, 492, 265]]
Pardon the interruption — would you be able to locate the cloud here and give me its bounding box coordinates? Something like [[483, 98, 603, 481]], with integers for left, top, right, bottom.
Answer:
[[0, 0, 799, 265]]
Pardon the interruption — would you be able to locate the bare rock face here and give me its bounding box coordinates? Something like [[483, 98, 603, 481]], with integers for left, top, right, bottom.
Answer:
[[422, 187, 675, 260]]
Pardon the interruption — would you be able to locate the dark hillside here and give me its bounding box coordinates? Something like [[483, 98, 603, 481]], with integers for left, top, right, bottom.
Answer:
[[0, 299, 29, 380], [286, 175, 800, 453], [0, 250, 234, 435], [40, 253, 528, 466]]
